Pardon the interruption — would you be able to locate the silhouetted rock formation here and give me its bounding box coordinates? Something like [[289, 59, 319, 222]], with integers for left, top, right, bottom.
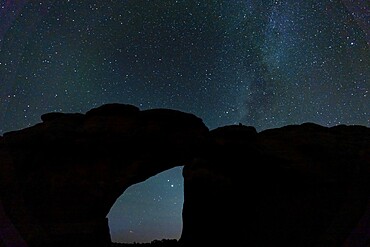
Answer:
[[0, 104, 208, 247], [180, 123, 370, 247], [0, 103, 369, 247]]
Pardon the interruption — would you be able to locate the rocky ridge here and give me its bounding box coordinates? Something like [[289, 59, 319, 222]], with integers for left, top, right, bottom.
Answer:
[[0, 103, 369, 247]]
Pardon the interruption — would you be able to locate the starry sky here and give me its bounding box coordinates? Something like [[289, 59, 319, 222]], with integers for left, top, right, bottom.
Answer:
[[0, 0, 369, 244]]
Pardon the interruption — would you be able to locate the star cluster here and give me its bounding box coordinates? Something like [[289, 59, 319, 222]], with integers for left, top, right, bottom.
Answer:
[[0, 0, 368, 243]]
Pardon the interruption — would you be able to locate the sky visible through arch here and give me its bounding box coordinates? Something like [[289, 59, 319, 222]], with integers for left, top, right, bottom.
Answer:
[[0, 0, 369, 244], [108, 167, 184, 243]]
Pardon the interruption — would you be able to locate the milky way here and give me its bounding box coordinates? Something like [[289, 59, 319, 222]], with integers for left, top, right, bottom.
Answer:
[[0, 0, 369, 243]]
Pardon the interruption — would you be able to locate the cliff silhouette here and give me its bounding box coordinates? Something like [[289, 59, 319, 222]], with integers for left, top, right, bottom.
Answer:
[[0, 103, 369, 247]]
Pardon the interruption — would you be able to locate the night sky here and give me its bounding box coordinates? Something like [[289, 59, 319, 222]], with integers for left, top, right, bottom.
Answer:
[[0, 0, 369, 244]]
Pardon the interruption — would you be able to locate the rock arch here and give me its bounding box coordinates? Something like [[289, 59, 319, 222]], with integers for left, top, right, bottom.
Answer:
[[0, 104, 208, 247]]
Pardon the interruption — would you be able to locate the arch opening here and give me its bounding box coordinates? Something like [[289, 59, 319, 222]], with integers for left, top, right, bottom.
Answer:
[[107, 166, 184, 244]]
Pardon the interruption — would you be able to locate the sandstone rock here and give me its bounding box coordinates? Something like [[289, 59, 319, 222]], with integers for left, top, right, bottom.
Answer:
[[0, 104, 369, 247], [180, 123, 370, 247], [0, 104, 208, 247]]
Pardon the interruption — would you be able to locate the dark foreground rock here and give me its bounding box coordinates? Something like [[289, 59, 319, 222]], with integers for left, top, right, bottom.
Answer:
[[0, 104, 369, 247], [0, 104, 208, 247], [181, 123, 370, 247]]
